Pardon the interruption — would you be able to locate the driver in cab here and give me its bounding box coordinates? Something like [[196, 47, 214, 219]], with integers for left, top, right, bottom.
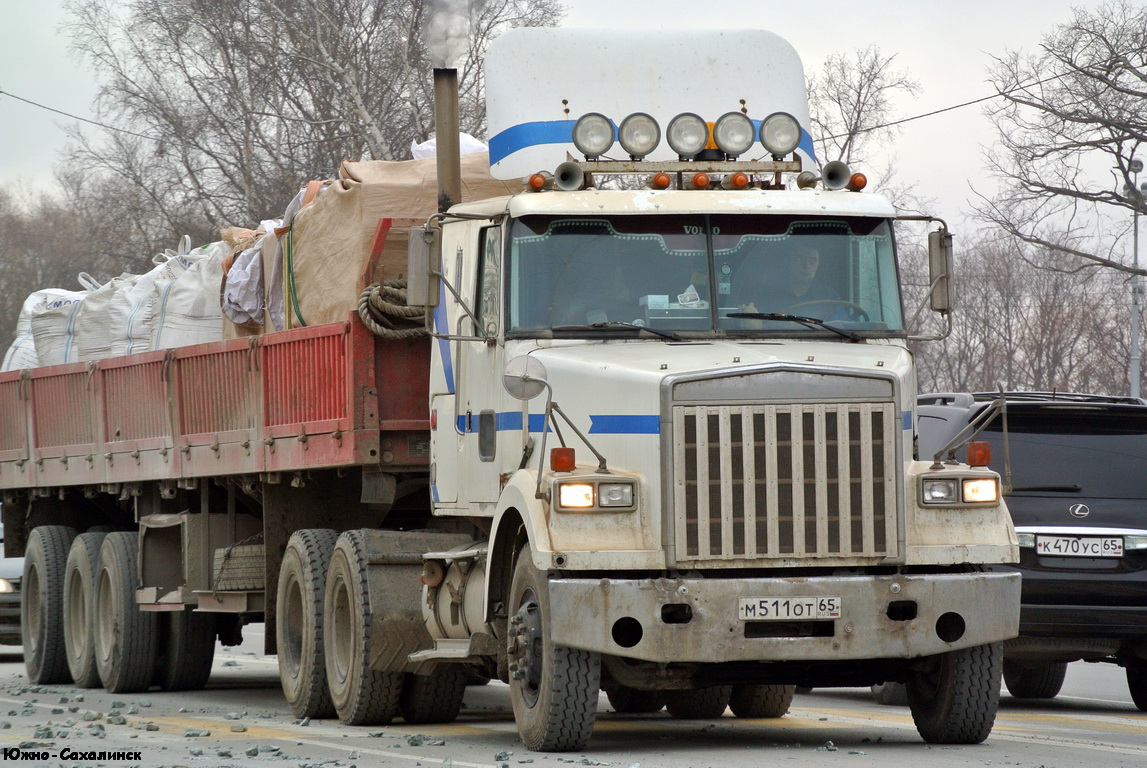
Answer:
[[737, 243, 837, 318]]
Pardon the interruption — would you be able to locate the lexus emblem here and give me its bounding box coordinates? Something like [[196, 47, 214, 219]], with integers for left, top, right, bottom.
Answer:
[[1069, 503, 1090, 518]]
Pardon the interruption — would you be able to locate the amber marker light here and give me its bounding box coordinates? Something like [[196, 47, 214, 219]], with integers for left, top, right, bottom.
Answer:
[[723, 171, 750, 190], [527, 171, 552, 192], [650, 172, 672, 190], [847, 173, 868, 192], [689, 172, 710, 190], [966, 441, 991, 467], [550, 446, 576, 472]]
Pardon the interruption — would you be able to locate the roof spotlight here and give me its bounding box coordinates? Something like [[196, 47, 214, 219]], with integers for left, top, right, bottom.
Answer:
[[666, 112, 709, 158], [759, 112, 802, 157], [572, 113, 615, 159], [618, 112, 661, 160], [712, 112, 755, 157]]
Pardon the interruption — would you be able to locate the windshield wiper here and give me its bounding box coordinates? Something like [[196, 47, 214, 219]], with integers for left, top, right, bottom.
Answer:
[[727, 312, 861, 341], [551, 321, 682, 341], [1010, 484, 1082, 493]]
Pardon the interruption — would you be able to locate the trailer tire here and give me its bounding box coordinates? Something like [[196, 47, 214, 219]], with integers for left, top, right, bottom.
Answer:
[[729, 684, 794, 718], [1002, 659, 1067, 700], [324, 530, 403, 725], [907, 642, 1002, 744], [63, 531, 107, 688], [508, 544, 601, 751], [277, 529, 338, 718], [22, 525, 78, 684], [664, 686, 731, 719], [603, 683, 664, 714], [95, 532, 158, 693], [156, 610, 216, 691], [400, 666, 468, 724], [1125, 658, 1147, 712]]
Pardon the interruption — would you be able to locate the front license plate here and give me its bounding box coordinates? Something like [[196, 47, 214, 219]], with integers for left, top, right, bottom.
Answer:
[[1035, 535, 1123, 558], [738, 596, 842, 621]]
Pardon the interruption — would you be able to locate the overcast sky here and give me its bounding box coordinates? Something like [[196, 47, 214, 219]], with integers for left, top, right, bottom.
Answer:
[[0, 0, 1113, 232]]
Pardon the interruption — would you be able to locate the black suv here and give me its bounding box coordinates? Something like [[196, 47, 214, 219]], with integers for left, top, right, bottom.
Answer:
[[917, 392, 1147, 709]]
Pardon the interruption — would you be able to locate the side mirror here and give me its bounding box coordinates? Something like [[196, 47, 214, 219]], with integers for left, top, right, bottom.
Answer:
[[927, 229, 954, 313], [406, 225, 441, 308]]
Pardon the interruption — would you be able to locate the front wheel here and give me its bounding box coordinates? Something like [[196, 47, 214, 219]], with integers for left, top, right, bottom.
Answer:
[[907, 643, 1002, 744], [508, 544, 601, 752], [1127, 658, 1147, 711]]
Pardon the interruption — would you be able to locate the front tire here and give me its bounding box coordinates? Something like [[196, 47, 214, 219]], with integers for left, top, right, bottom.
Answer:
[[276, 529, 338, 718], [23, 526, 78, 684], [324, 530, 403, 725], [1002, 659, 1067, 699], [1127, 658, 1147, 711], [95, 532, 158, 693], [508, 544, 601, 752], [63, 531, 106, 688], [664, 686, 731, 719], [728, 684, 794, 718], [907, 642, 1002, 744]]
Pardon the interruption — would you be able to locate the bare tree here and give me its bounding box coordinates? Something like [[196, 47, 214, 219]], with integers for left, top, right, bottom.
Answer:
[[61, 0, 562, 241], [977, 0, 1147, 276]]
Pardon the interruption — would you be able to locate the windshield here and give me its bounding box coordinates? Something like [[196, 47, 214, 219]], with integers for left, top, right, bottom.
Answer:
[[983, 409, 1147, 499], [506, 214, 904, 337]]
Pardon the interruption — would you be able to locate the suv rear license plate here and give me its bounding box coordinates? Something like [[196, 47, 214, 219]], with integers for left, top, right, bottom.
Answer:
[[1035, 535, 1124, 558], [738, 596, 842, 621]]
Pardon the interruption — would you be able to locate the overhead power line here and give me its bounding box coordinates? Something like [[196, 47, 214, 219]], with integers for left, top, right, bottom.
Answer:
[[0, 88, 161, 143]]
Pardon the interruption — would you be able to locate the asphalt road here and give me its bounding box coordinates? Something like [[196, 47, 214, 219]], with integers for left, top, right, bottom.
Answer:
[[0, 629, 1142, 768]]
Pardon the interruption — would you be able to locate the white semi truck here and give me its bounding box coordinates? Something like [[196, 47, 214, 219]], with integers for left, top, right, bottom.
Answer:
[[2, 28, 1019, 753]]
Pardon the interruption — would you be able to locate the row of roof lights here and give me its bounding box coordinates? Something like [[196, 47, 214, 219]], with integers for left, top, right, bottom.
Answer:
[[571, 111, 803, 161]]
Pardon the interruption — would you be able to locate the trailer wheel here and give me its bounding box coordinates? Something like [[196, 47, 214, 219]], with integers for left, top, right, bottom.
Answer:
[[63, 531, 107, 688], [324, 530, 403, 725], [400, 665, 468, 724], [1126, 658, 1147, 712], [508, 544, 601, 751], [276, 529, 338, 718], [729, 684, 795, 718], [1002, 659, 1067, 700], [22, 525, 78, 684], [156, 609, 216, 691], [603, 682, 664, 713], [94, 532, 158, 693], [907, 642, 1002, 744], [664, 686, 731, 719]]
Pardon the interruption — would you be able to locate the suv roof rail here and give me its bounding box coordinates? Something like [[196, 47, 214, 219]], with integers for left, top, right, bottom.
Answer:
[[917, 392, 977, 408], [964, 391, 1147, 405]]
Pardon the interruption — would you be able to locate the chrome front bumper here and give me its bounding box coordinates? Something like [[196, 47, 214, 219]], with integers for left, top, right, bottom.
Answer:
[[548, 571, 1020, 662]]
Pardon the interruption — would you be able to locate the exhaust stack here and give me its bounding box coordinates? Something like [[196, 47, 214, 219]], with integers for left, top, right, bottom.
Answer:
[[433, 68, 462, 213]]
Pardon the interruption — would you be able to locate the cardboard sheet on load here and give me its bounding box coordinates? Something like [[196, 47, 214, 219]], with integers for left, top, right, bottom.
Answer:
[[286, 152, 517, 329]]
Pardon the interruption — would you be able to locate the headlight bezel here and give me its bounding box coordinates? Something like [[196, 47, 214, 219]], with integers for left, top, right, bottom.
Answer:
[[618, 112, 661, 160], [919, 472, 1002, 507], [571, 112, 616, 159], [552, 477, 639, 513], [759, 111, 802, 157]]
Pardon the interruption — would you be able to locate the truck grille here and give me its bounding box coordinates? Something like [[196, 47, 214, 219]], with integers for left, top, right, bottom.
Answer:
[[672, 402, 898, 563]]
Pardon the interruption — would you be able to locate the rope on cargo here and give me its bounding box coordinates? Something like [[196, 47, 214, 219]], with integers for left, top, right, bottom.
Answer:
[[358, 280, 430, 338]]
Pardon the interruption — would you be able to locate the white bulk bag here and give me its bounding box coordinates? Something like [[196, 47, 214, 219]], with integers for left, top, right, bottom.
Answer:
[[29, 274, 102, 367], [3, 287, 90, 371], [150, 241, 229, 350]]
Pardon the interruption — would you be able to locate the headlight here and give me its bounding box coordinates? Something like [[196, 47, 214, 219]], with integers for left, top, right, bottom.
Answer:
[[921, 478, 959, 504], [712, 112, 755, 157], [572, 113, 615, 159], [0, 578, 14, 594], [666, 113, 709, 158], [962, 478, 999, 503], [558, 483, 595, 509], [554, 479, 638, 512], [1016, 533, 1036, 548], [598, 482, 635, 507], [618, 113, 660, 159], [759, 111, 802, 157]]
